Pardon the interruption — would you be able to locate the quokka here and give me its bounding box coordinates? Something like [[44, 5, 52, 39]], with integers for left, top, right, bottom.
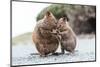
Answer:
[[57, 16, 77, 54], [32, 11, 59, 57]]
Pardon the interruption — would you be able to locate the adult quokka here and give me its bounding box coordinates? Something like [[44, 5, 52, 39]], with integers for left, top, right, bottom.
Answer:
[[32, 11, 59, 57], [57, 16, 77, 54]]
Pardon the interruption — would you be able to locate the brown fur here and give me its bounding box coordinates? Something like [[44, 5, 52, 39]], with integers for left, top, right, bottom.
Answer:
[[32, 11, 59, 57], [57, 17, 76, 54]]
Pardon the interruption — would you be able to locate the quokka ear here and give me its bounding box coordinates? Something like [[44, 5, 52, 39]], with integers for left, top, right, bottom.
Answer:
[[62, 14, 69, 21], [63, 17, 66, 21], [46, 11, 51, 17]]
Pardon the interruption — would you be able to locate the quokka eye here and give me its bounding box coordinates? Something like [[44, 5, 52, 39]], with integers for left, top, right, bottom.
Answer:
[[60, 25, 62, 27]]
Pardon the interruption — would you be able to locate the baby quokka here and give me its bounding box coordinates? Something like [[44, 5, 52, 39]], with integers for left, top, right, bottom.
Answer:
[[57, 17, 77, 54]]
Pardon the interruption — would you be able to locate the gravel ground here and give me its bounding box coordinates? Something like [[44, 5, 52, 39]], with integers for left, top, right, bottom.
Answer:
[[12, 37, 95, 66]]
